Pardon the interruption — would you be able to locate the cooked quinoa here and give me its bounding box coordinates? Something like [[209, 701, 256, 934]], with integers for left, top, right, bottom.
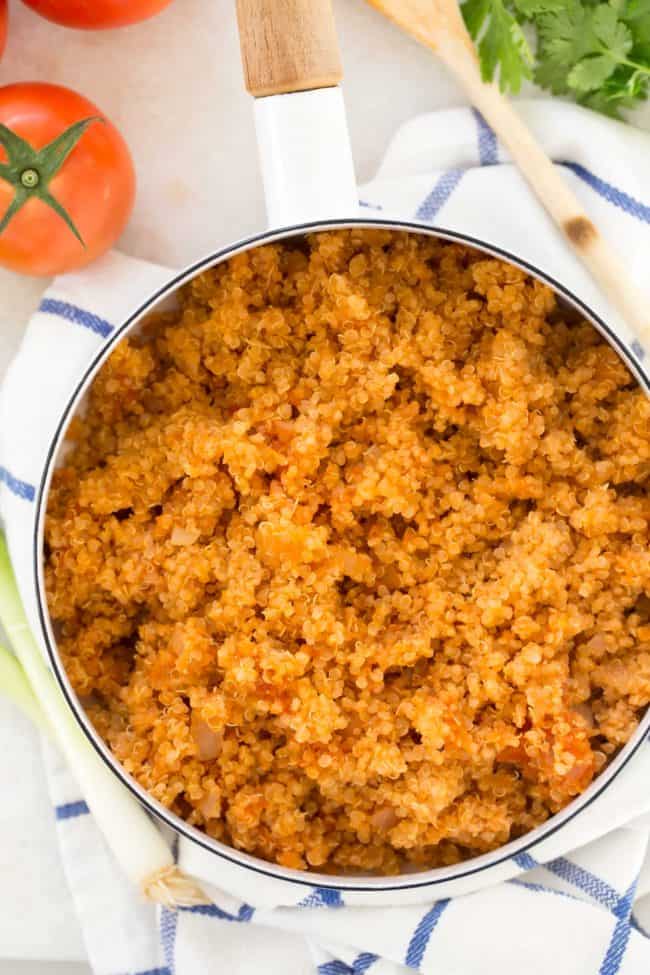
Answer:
[[45, 230, 650, 874]]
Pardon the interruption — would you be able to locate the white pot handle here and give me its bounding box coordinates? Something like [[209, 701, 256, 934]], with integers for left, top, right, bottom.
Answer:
[[236, 0, 359, 227]]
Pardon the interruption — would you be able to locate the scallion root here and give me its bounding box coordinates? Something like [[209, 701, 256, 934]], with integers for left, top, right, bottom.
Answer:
[[143, 864, 213, 908]]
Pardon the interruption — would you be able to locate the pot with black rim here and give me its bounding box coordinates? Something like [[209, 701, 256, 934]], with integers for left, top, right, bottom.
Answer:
[[25, 0, 650, 903]]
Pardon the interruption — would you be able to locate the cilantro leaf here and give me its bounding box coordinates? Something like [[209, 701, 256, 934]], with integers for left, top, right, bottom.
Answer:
[[568, 53, 618, 91], [512, 0, 563, 17], [481, 8, 533, 91], [579, 88, 625, 116], [462, 0, 650, 116], [536, 1, 597, 69], [616, 0, 650, 67], [579, 71, 645, 114], [462, 0, 493, 37], [534, 56, 571, 94], [462, 0, 533, 92], [610, 0, 650, 22], [591, 6, 634, 57]]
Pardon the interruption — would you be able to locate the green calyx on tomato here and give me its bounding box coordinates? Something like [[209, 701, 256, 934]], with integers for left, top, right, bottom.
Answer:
[[0, 116, 101, 245]]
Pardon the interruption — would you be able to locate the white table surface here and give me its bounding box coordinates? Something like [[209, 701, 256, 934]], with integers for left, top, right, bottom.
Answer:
[[1, 2, 650, 973]]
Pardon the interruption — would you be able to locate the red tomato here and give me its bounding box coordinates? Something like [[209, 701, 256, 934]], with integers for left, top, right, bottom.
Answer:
[[0, 83, 135, 276], [21, 0, 174, 28], [0, 0, 7, 58]]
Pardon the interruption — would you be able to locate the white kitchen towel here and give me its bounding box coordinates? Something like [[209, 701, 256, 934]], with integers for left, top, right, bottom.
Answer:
[[1, 100, 650, 975]]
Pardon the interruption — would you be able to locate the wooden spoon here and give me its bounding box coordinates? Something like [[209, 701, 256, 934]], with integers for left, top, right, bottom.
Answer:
[[366, 0, 650, 353]]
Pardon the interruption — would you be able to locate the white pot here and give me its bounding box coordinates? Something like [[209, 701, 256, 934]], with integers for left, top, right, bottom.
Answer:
[[21, 0, 650, 905]]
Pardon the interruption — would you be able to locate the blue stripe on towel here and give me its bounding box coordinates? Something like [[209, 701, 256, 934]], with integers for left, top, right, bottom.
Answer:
[[55, 799, 90, 821], [132, 969, 171, 975], [599, 879, 638, 975], [317, 958, 377, 975], [560, 161, 650, 225], [160, 907, 178, 975], [359, 199, 384, 211], [514, 851, 538, 872], [544, 857, 621, 912], [299, 887, 344, 908], [516, 851, 624, 913], [405, 899, 450, 969], [39, 298, 115, 338], [183, 902, 254, 923], [0, 465, 36, 502], [472, 108, 498, 166], [515, 846, 642, 967], [416, 170, 464, 222], [318, 963, 352, 975], [353, 952, 379, 973]]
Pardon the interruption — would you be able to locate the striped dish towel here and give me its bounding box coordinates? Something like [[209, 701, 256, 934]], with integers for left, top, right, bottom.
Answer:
[[2, 100, 650, 975]]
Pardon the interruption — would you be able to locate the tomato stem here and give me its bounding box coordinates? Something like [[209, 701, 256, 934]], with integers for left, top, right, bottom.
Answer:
[[0, 117, 101, 246], [20, 168, 40, 189]]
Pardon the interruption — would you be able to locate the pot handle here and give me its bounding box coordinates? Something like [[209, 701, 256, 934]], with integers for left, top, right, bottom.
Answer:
[[236, 0, 359, 227]]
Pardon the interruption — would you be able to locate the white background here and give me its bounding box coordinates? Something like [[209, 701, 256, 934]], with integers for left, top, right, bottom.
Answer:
[[1, 1, 650, 973]]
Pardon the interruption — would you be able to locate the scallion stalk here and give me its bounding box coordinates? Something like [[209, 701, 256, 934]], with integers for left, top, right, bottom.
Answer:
[[0, 640, 51, 734], [0, 531, 209, 907]]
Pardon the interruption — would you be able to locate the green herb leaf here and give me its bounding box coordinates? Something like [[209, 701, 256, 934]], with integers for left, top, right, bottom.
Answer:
[[465, 0, 534, 92], [462, 0, 493, 38], [513, 0, 563, 18], [494, 16, 534, 91], [581, 75, 645, 113], [462, 0, 650, 115], [618, 0, 650, 35], [534, 55, 571, 93], [568, 53, 619, 91], [537, 1, 597, 68], [619, 0, 650, 62], [591, 5, 634, 56]]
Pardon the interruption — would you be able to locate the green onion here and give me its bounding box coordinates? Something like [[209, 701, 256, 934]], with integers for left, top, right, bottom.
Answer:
[[0, 640, 50, 734], [0, 531, 209, 907]]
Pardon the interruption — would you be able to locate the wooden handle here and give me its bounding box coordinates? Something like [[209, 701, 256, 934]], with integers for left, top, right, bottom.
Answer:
[[236, 0, 343, 98], [439, 39, 650, 350]]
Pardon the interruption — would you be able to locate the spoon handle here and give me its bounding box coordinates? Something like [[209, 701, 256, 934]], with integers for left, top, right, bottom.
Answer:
[[442, 36, 650, 352], [367, 0, 649, 353]]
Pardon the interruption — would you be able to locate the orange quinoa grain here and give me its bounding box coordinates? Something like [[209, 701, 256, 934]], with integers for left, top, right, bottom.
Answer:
[[45, 230, 650, 874]]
